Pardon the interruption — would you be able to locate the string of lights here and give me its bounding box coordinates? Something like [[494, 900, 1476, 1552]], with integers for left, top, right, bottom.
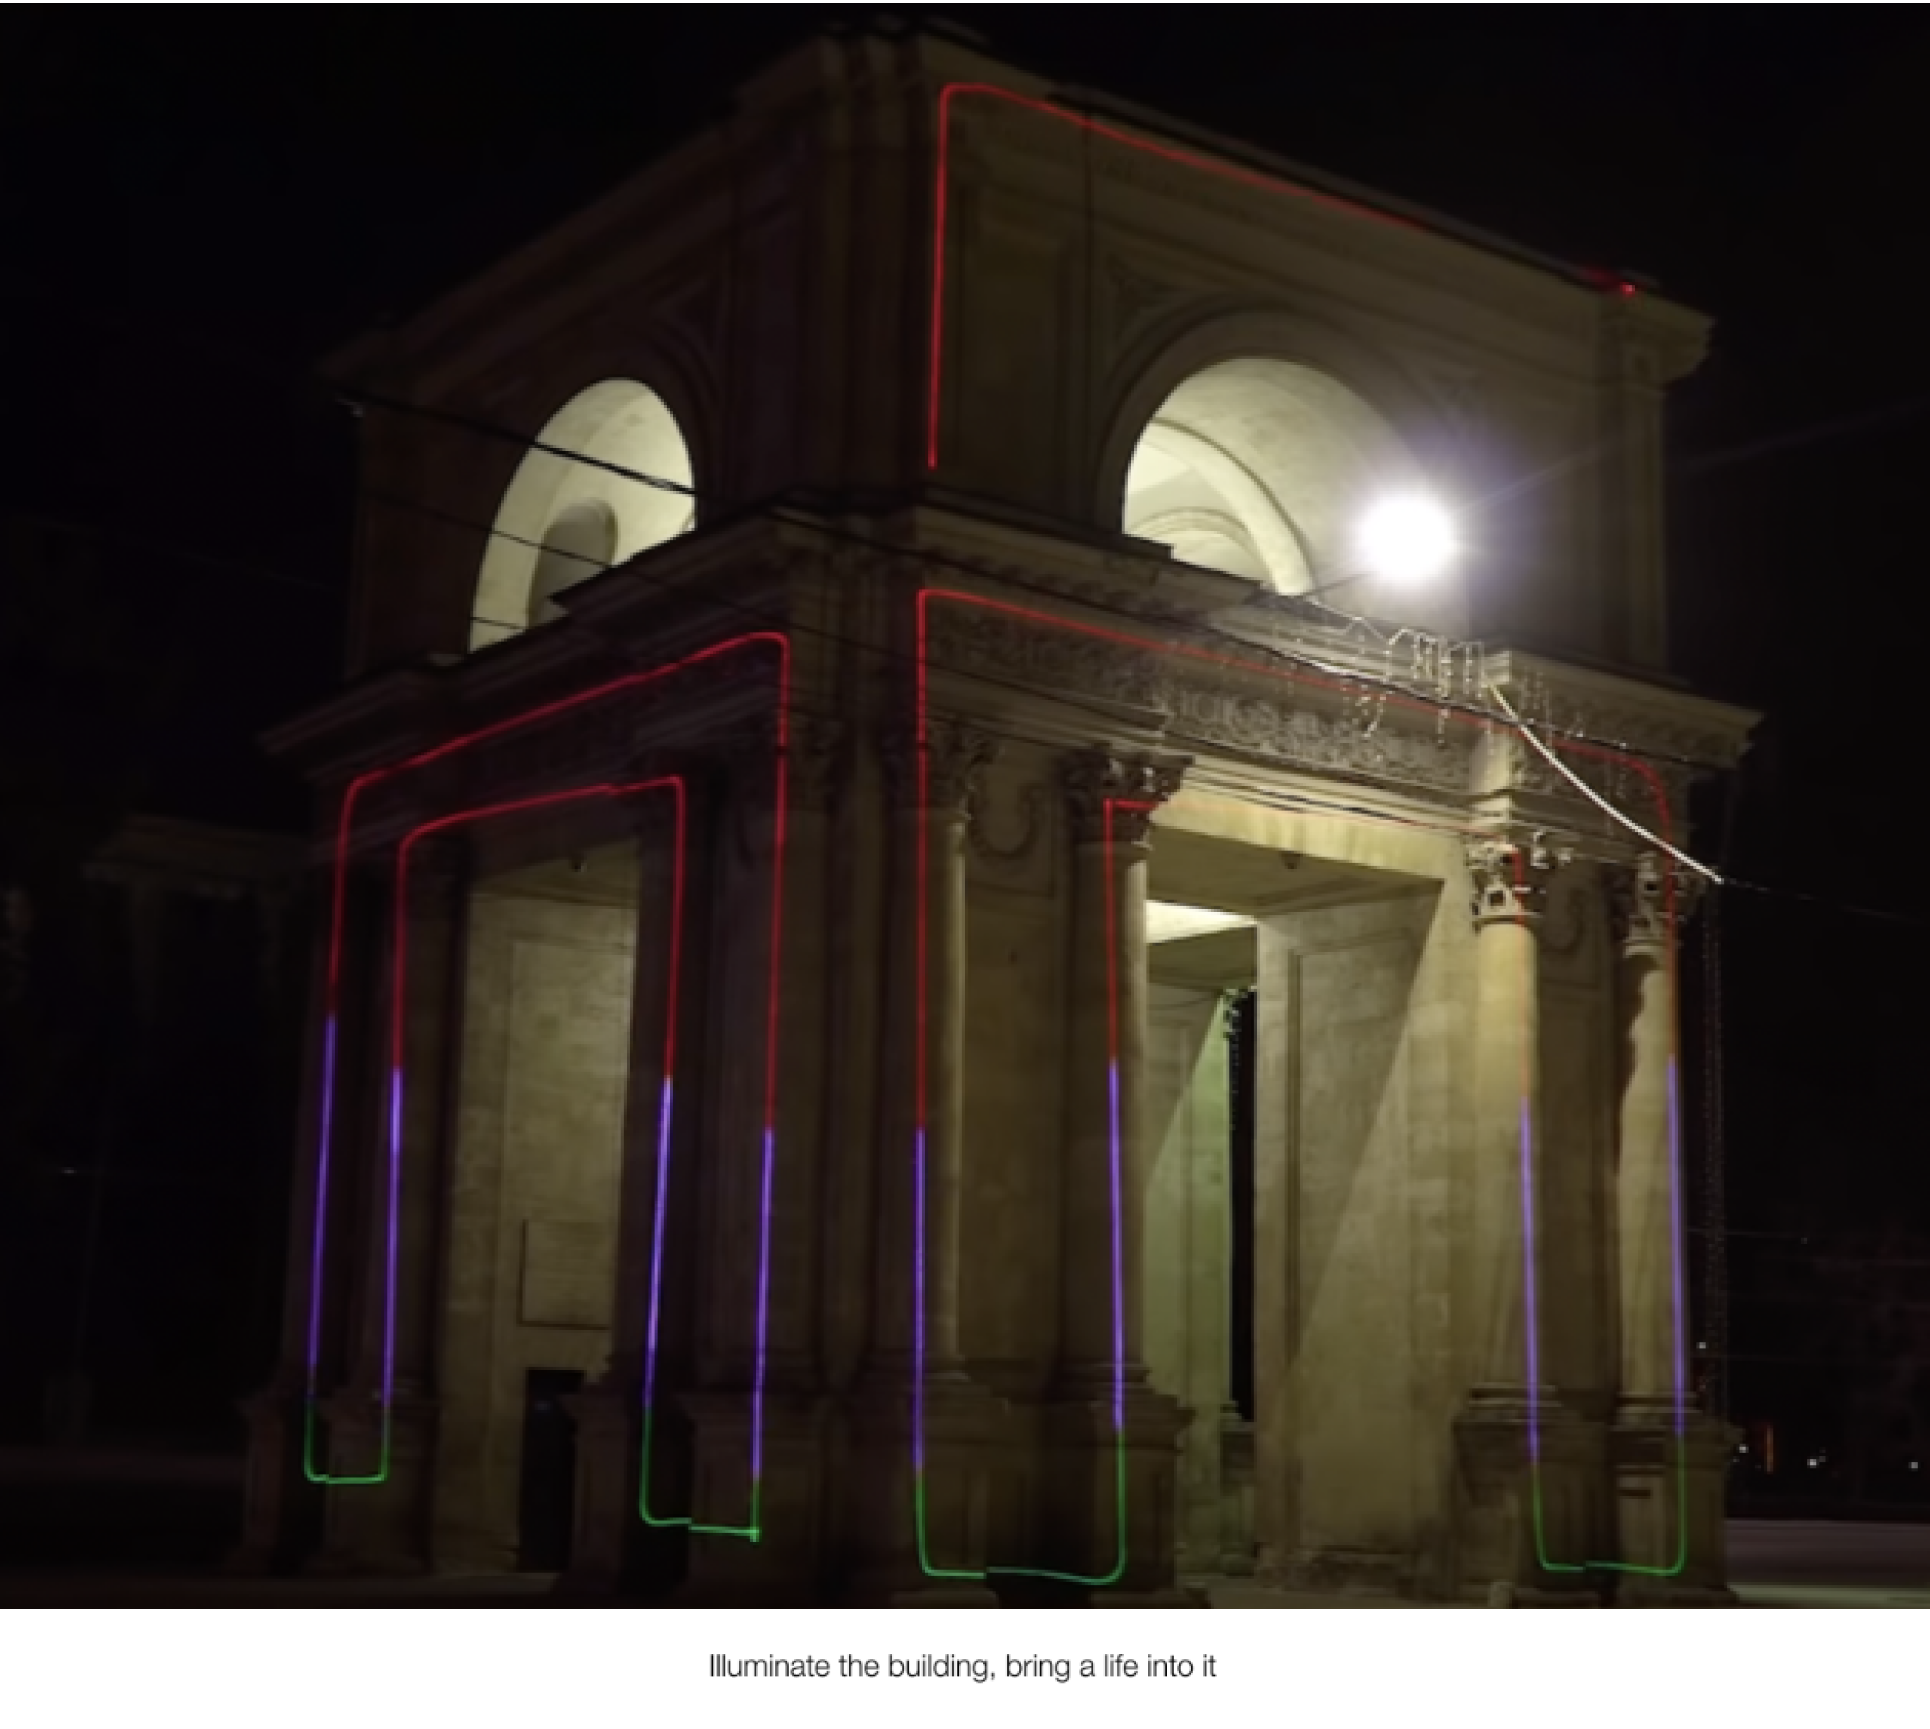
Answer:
[[17, 443, 1924, 938], [353, 449, 1930, 936]]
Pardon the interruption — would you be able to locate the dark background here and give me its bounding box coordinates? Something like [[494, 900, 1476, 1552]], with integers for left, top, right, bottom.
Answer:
[[2, 8, 1925, 1504]]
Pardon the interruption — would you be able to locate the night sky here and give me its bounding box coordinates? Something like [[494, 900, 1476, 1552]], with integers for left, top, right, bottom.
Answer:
[[4, 9, 1926, 1455]]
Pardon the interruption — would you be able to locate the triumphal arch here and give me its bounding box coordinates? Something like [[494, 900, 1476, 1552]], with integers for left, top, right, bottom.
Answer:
[[238, 26, 1755, 1605]]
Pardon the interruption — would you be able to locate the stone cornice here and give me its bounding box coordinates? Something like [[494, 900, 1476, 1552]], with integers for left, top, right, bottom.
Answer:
[[881, 498, 1251, 623], [261, 665, 450, 783], [1601, 295, 1712, 390], [1483, 649, 1758, 778], [269, 519, 808, 797]]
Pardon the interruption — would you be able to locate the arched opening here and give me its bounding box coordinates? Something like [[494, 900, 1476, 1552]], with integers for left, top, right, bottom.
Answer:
[[1121, 357, 1434, 604], [472, 379, 695, 649], [528, 500, 618, 627]]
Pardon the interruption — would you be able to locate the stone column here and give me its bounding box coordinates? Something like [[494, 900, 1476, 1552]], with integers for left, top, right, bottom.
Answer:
[[1611, 854, 1683, 1415], [563, 774, 699, 1599], [1607, 856, 1733, 1603], [843, 718, 1000, 1606], [1453, 836, 1601, 1604], [232, 866, 356, 1575], [681, 721, 842, 1606], [1144, 986, 1234, 1575], [312, 836, 466, 1575], [1464, 838, 1552, 1404], [1042, 749, 1199, 1605]]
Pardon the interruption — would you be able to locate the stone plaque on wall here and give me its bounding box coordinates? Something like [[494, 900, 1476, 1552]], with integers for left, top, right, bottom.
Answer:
[[519, 1219, 615, 1329]]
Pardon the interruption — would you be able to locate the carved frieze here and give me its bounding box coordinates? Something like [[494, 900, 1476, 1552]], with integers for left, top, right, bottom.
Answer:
[[928, 606, 1168, 712], [924, 603, 1472, 796], [1165, 682, 1469, 793]]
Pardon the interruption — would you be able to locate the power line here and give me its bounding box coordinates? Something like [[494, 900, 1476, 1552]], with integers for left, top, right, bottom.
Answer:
[[4, 277, 1921, 928], [359, 465, 1930, 933], [0, 260, 1754, 784], [345, 383, 1740, 781], [6, 505, 343, 601]]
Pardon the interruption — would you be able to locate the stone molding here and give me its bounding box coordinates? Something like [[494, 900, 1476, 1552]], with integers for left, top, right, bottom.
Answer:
[[966, 778, 1048, 868]]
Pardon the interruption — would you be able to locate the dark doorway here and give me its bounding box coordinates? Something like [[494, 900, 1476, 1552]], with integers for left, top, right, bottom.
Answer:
[[1227, 988, 1256, 1422], [516, 1368, 583, 1572]]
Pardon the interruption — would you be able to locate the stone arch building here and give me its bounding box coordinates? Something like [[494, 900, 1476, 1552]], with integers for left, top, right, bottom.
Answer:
[[241, 25, 1756, 1605]]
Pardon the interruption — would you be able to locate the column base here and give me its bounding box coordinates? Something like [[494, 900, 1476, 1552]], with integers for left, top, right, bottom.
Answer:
[[305, 1386, 438, 1576], [1453, 1391, 1606, 1605], [841, 1370, 1005, 1603], [674, 1390, 832, 1605], [556, 1373, 692, 1601], [227, 1373, 323, 1576], [1609, 1406, 1735, 1598], [1033, 1376, 1187, 1596]]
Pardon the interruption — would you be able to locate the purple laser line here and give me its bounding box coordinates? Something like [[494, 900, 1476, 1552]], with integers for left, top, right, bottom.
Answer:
[[1107, 1061, 1126, 1433], [912, 1125, 929, 1473], [1518, 1097, 1543, 1462], [641, 1078, 675, 1418], [305, 1014, 340, 1396], [1667, 1060, 1687, 1440], [751, 1124, 777, 1513], [382, 1066, 404, 1412]]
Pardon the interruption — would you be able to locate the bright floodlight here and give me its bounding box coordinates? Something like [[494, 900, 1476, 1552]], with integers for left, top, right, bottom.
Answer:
[[1355, 494, 1457, 587]]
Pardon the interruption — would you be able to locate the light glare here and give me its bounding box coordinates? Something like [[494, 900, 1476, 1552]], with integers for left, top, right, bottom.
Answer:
[[1356, 494, 1456, 587]]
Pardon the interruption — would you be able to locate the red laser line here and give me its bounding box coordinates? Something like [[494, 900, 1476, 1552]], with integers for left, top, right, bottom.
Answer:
[[925, 84, 1635, 472], [911, 584, 1686, 1580], [927, 83, 1421, 472], [308, 631, 788, 1515], [386, 780, 682, 1468]]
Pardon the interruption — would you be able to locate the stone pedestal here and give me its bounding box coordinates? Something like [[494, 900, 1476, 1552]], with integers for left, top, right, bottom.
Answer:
[[1034, 1381, 1197, 1603], [228, 1376, 322, 1575], [1452, 1396, 1606, 1605], [1609, 1410, 1736, 1606], [841, 1376, 1003, 1607], [306, 1386, 439, 1575], [554, 1372, 693, 1601], [673, 1390, 833, 1606], [1218, 1413, 1256, 1576]]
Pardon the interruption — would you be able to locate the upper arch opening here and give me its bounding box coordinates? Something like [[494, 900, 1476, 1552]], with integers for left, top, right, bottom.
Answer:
[[471, 379, 695, 650], [1121, 357, 1433, 604]]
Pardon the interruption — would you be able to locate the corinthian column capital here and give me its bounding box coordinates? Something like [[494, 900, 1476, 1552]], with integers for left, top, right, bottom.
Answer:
[[1465, 832, 1572, 931], [883, 718, 999, 816], [1608, 853, 1702, 954], [1061, 749, 1190, 848]]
